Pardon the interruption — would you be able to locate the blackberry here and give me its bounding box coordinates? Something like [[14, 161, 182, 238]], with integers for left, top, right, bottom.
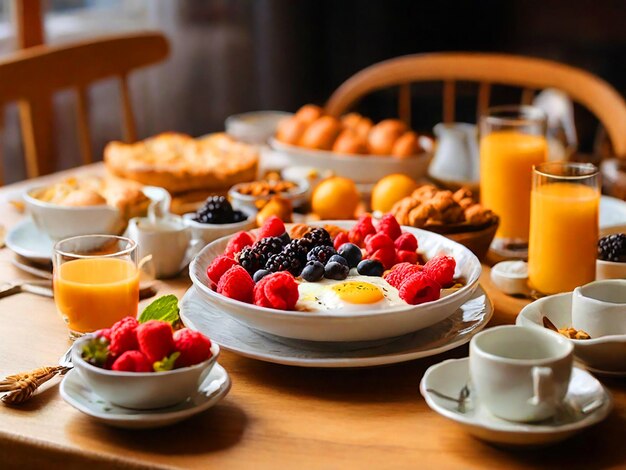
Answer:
[[598, 233, 626, 262], [283, 239, 310, 264], [303, 227, 333, 247], [194, 195, 247, 224], [237, 246, 265, 275], [278, 231, 291, 245], [307, 245, 336, 265], [253, 237, 284, 259], [266, 253, 302, 276]]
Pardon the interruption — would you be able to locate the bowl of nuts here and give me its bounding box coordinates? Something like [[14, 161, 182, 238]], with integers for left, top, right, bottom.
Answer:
[[389, 185, 499, 261], [228, 173, 309, 215]]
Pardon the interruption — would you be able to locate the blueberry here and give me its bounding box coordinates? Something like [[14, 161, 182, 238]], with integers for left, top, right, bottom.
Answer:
[[301, 261, 325, 282], [357, 259, 384, 277], [278, 231, 291, 246], [328, 254, 349, 267], [324, 261, 349, 280], [253, 269, 271, 283], [337, 243, 362, 268]]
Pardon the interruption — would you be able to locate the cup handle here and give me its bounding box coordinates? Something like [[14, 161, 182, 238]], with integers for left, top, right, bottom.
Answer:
[[528, 366, 554, 406]]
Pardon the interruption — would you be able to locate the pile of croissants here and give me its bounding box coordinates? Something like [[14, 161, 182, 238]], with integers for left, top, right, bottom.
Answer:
[[276, 104, 426, 158]]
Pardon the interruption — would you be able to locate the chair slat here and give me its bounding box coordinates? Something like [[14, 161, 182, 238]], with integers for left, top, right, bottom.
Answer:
[[18, 94, 55, 177], [477, 82, 491, 121], [76, 87, 93, 164], [119, 75, 137, 143], [443, 80, 455, 123], [398, 83, 411, 127]]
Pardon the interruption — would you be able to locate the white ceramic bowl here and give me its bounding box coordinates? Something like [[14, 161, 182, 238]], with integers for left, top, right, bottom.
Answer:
[[183, 212, 256, 247], [228, 179, 309, 214], [24, 188, 124, 241], [71, 336, 220, 410], [269, 138, 433, 184], [516, 293, 626, 375], [189, 221, 482, 342], [596, 224, 626, 280], [225, 111, 292, 144]]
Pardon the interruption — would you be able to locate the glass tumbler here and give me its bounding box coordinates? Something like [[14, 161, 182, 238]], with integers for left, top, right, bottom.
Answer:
[[479, 105, 548, 257], [53, 235, 139, 339], [528, 162, 600, 295]]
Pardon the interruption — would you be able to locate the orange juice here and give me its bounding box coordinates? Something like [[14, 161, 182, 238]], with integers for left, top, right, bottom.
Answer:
[[528, 182, 599, 294], [480, 131, 548, 239], [54, 257, 139, 333]]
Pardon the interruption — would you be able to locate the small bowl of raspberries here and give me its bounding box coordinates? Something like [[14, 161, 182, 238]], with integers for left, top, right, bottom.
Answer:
[[597, 229, 626, 280], [184, 195, 255, 246], [72, 317, 219, 410]]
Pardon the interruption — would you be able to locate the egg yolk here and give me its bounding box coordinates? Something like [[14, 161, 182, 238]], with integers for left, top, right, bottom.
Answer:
[[331, 281, 384, 304]]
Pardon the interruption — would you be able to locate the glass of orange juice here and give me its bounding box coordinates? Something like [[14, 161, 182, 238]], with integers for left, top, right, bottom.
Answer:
[[528, 162, 599, 295], [53, 235, 140, 339], [480, 105, 548, 257]]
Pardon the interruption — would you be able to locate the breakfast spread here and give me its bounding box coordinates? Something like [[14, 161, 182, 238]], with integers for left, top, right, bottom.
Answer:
[[205, 214, 460, 312], [29, 176, 150, 219], [390, 185, 496, 231], [104, 132, 258, 194], [275, 104, 427, 157]]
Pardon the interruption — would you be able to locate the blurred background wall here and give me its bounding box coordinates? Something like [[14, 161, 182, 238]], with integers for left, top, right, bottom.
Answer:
[[1, 0, 626, 182]]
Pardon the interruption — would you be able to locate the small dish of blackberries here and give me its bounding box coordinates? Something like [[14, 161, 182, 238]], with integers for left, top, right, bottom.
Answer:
[[184, 196, 254, 245], [596, 232, 626, 280]]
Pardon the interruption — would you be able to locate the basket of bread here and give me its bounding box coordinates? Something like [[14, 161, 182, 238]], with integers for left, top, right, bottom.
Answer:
[[270, 104, 433, 184]]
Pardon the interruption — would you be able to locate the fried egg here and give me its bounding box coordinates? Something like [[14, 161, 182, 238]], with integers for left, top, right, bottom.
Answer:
[[296, 275, 405, 312]]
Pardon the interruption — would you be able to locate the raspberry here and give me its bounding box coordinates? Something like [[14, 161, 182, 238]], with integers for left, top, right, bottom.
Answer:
[[399, 272, 441, 305], [396, 250, 418, 265], [370, 246, 396, 270], [394, 232, 418, 252], [217, 265, 255, 303], [254, 271, 299, 310], [206, 255, 238, 285], [94, 328, 111, 342], [136, 320, 175, 363], [377, 214, 402, 240], [111, 350, 152, 372], [173, 328, 213, 367], [109, 316, 139, 356], [333, 231, 350, 250], [349, 215, 376, 247], [366, 232, 395, 255], [224, 231, 255, 258], [384, 262, 422, 288], [423, 255, 456, 287], [258, 215, 286, 239]]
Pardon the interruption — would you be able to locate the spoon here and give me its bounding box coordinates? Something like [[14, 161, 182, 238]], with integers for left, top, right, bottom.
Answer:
[[543, 316, 559, 332]]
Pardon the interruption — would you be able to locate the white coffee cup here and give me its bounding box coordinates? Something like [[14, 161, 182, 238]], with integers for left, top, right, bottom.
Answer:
[[571, 279, 626, 338], [127, 215, 191, 279], [469, 325, 573, 422]]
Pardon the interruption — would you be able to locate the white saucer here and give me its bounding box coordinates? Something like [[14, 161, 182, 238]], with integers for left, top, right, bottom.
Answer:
[[5, 219, 53, 263], [420, 358, 612, 447], [180, 284, 493, 368], [60, 363, 231, 429]]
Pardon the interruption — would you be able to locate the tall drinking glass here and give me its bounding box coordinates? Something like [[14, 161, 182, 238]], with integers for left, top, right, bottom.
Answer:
[[53, 235, 139, 339], [528, 162, 599, 295], [480, 105, 548, 257]]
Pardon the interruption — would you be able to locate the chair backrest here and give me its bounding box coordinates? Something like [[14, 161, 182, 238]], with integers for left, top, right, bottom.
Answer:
[[0, 32, 169, 179], [325, 52, 626, 157]]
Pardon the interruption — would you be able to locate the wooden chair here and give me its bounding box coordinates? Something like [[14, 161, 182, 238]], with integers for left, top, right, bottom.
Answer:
[[325, 52, 626, 157], [0, 32, 169, 181]]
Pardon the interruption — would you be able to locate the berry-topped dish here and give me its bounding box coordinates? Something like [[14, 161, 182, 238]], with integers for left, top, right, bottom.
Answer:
[[183, 195, 255, 245], [596, 231, 626, 280], [189, 215, 482, 342]]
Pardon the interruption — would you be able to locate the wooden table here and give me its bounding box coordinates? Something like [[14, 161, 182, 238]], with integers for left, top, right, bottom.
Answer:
[[0, 165, 624, 470]]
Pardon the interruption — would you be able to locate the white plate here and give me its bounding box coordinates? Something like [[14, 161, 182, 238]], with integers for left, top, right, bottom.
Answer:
[[516, 293, 626, 376], [5, 219, 53, 263], [420, 358, 612, 447], [269, 137, 433, 184], [180, 284, 492, 368], [600, 195, 626, 229], [190, 221, 482, 342], [60, 363, 231, 429]]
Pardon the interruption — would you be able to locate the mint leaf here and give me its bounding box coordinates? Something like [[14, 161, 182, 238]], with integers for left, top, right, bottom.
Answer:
[[153, 352, 180, 372], [138, 295, 180, 325]]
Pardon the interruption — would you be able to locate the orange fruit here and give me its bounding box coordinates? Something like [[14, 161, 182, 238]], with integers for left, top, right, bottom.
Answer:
[[312, 177, 360, 219], [371, 174, 418, 213]]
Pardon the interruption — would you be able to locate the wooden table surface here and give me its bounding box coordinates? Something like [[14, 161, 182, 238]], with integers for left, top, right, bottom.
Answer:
[[0, 165, 624, 470]]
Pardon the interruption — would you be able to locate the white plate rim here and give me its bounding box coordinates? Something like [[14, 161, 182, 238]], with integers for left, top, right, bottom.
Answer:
[[180, 284, 493, 368], [5, 218, 52, 263]]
